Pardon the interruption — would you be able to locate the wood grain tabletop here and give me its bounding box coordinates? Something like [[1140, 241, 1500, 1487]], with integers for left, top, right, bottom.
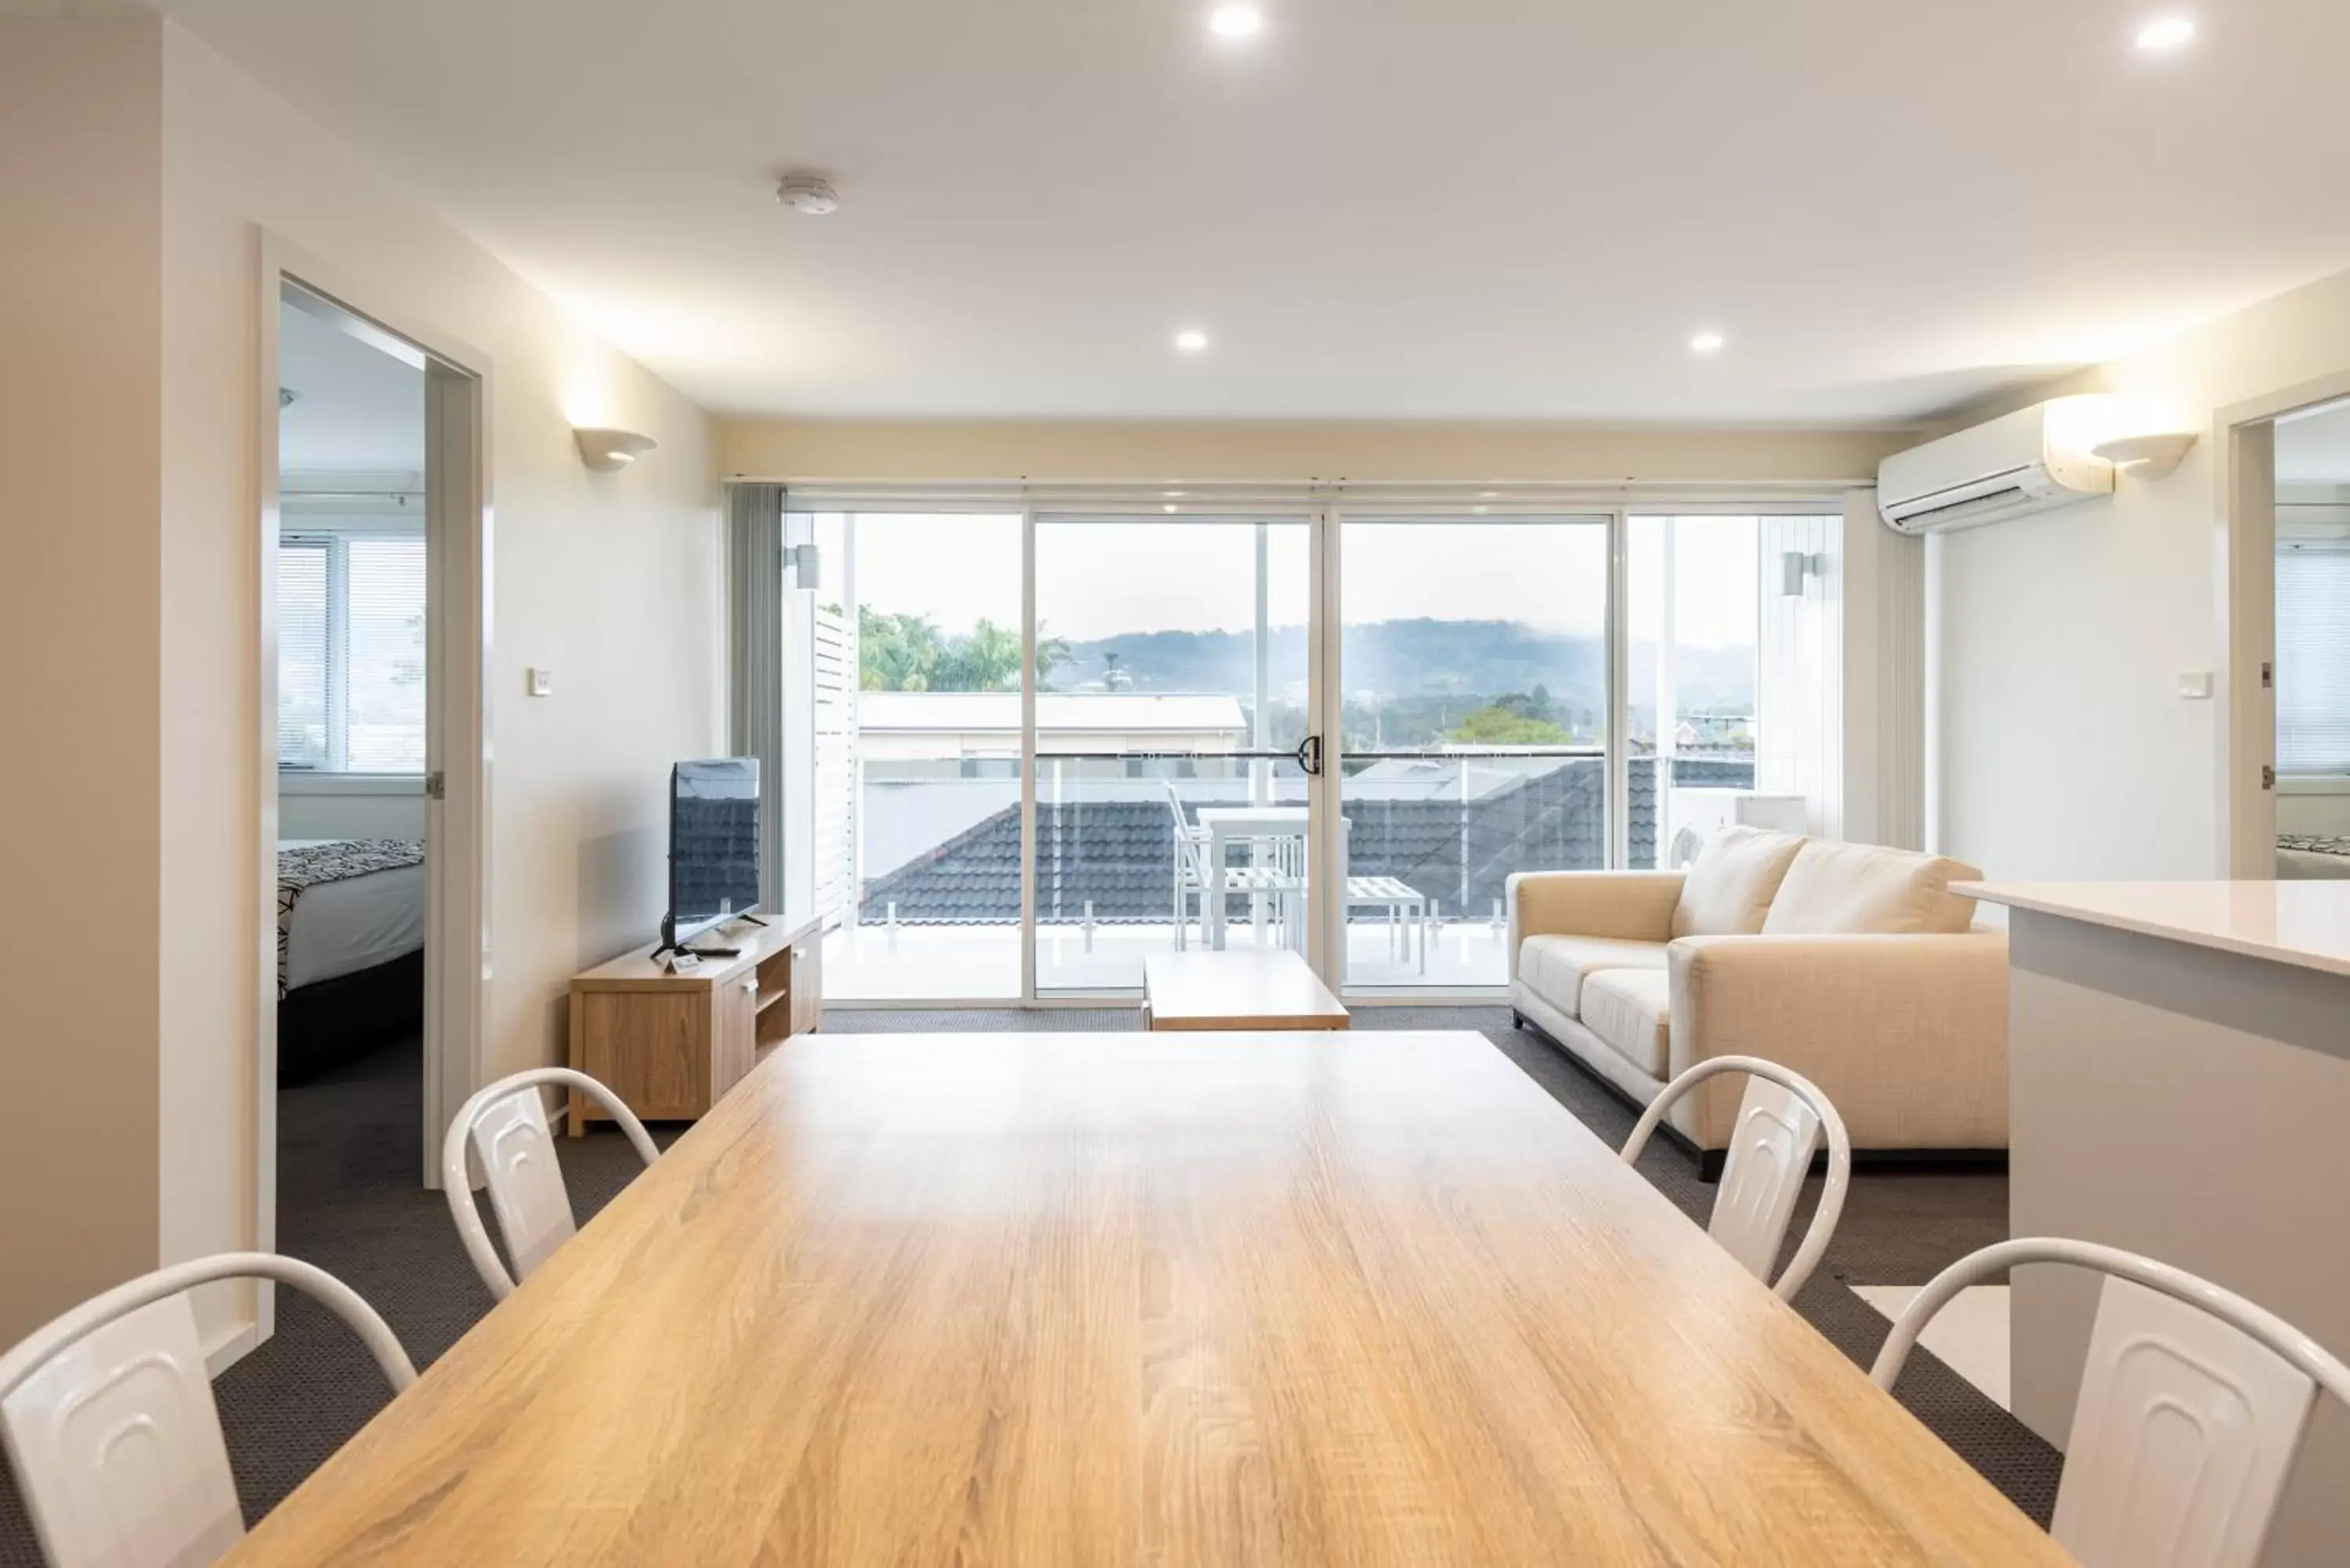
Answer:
[[222, 1031, 2072, 1567]]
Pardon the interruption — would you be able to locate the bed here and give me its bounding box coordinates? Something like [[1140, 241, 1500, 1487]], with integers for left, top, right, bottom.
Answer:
[[278, 838, 426, 1082], [2276, 834, 2350, 880]]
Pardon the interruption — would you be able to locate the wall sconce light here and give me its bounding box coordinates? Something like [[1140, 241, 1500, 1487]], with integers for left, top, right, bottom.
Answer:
[[1779, 551, 1826, 597], [574, 427, 657, 472], [2090, 431, 2199, 481], [791, 543, 823, 592]]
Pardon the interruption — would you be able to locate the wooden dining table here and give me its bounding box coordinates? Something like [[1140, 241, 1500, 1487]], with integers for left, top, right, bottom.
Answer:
[[222, 1031, 2073, 1566]]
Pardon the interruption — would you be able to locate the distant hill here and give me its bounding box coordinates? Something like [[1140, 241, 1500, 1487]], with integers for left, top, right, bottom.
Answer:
[[1049, 619, 1752, 715]]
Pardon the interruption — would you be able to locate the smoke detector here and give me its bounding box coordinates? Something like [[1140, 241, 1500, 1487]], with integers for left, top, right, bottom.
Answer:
[[776, 172, 840, 216]]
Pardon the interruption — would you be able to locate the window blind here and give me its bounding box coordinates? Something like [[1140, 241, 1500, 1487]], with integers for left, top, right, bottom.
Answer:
[[345, 537, 428, 771], [278, 541, 331, 768], [2278, 543, 2350, 777], [277, 531, 426, 773]]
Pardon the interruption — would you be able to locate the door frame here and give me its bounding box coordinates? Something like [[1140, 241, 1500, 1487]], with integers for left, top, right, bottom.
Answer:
[[2217, 368, 2350, 876], [255, 234, 491, 1348]]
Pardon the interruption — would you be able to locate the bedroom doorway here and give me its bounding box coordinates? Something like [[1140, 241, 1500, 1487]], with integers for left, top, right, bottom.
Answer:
[[259, 255, 489, 1347], [2219, 372, 2350, 878]]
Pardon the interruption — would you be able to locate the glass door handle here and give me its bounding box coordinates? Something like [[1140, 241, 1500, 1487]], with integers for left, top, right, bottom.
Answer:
[[1292, 735, 1324, 777]]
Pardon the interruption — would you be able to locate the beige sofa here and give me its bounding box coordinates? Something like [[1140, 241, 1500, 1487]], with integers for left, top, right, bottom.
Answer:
[[1507, 827, 2008, 1177]]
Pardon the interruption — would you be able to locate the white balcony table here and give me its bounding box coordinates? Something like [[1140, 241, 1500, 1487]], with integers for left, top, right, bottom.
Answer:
[[1194, 804, 1309, 949]]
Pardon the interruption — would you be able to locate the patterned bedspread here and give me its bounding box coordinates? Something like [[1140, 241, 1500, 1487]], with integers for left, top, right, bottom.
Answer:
[[2277, 835, 2350, 857], [277, 839, 425, 997]]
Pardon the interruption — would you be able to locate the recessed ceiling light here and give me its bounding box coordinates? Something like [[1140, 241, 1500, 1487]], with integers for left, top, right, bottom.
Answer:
[[1163, 504, 1180, 514], [2135, 15, 2195, 49], [1209, 5, 1263, 40], [1690, 331, 1726, 356], [1175, 329, 1209, 353], [1477, 490, 1499, 500]]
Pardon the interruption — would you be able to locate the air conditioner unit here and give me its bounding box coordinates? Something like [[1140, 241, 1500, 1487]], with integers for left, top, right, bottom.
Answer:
[[1878, 397, 2115, 536]]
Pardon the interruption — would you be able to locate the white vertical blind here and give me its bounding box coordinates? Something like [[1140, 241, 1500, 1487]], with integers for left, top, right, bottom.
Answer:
[[1758, 515, 1844, 835], [2277, 544, 2350, 777], [277, 529, 426, 773], [278, 541, 331, 767]]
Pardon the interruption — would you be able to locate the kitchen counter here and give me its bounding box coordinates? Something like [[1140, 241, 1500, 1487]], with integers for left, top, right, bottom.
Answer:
[[1955, 879, 2350, 977], [1972, 880, 2350, 1566]]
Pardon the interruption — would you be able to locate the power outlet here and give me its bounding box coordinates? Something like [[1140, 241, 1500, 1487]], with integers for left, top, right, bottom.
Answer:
[[527, 667, 555, 698]]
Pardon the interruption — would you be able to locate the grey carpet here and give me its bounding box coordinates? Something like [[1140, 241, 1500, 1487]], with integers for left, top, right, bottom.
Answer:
[[0, 1007, 2056, 1563]]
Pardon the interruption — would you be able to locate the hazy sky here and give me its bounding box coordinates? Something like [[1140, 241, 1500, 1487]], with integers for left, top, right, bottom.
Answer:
[[834, 512, 1763, 647]]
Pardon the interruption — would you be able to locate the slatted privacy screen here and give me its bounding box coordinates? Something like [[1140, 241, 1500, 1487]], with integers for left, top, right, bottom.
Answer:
[[2278, 542, 2350, 777]]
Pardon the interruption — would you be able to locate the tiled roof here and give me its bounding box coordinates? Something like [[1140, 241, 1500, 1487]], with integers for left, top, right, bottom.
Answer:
[[859, 757, 1757, 925]]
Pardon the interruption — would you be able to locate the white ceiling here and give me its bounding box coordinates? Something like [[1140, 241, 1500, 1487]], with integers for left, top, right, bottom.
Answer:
[[278, 296, 424, 474], [166, 0, 2350, 425], [2277, 399, 2350, 485]]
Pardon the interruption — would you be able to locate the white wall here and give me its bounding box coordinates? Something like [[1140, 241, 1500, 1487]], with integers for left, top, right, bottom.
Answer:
[[0, 14, 166, 1347], [157, 20, 724, 1351], [0, 13, 722, 1350], [277, 777, 428, 840], [725, 418, 1910, 486], [1931, 267, 2350, 880]]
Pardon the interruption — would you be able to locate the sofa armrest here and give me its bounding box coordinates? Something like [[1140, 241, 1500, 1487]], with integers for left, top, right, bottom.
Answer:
[[1506, 872, 1685, 962], [1664, 930, 2009, 1151]]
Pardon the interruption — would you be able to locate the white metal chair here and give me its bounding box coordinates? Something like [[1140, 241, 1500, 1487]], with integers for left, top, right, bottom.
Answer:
[[1163, 782, 1210, 949], [1620, 1055, 1850, 1300], [443, 1067, 660, 1301], [1872, 1238, 2350, 1568], [0, 1252, 415, 1568]]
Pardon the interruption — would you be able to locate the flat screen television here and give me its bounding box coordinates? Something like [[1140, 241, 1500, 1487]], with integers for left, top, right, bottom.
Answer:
[[663, 758, 761, 952]]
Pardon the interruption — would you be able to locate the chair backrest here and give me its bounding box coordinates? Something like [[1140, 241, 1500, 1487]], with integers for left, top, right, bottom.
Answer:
[[1871, 1238, 2350, 1568], [1162, 783, 1209, 883], [0, 1252, 414, 1568], [443, 1067, 660, 1300], [1621, 1055, 1850, 1300]]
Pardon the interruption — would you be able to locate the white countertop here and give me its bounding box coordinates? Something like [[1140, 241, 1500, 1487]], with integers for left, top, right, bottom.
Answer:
[[1955, 880, 2350, 980]]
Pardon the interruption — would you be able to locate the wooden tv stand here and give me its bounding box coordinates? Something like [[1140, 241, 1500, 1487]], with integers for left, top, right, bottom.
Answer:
[[565, 915, 824, 1136]]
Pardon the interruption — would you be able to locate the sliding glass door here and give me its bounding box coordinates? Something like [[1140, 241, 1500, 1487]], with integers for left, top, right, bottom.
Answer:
[[1032, 513, 1315, 994], [818, 511, 1027, 1002], [1334, 516, 1613, 990], [799, 499, 1824, 1004]]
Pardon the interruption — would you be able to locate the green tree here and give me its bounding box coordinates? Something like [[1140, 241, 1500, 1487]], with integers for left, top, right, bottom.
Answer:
[[933, 616, 1024, 692], [1033, 621, 1072, 689], [1448, 701, 1572, 745], [860, 607, 941, 691]]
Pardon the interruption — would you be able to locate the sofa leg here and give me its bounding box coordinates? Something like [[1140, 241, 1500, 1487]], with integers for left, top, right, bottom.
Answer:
[[1510, 1010, 1524, 1031], [1697, 1148, 1727, 1183]]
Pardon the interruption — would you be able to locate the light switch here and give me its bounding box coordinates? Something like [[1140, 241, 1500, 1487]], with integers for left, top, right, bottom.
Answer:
[[2177, 671, 2212, 699], [527, 667, 555, 698]]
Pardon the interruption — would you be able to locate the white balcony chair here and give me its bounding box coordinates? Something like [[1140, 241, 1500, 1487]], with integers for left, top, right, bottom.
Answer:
[[1163, 782, 1209, 949], [1872, 1238, 2350, 1568], [443, 1067, 660, 1301], [1621, 1055, 1850, 1301], [0, 1252, 415, 1568]]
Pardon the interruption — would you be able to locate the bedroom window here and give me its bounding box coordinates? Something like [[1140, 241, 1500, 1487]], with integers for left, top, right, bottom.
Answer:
[[278, 530, 428, 774], [2277, 541, 2350, 778]]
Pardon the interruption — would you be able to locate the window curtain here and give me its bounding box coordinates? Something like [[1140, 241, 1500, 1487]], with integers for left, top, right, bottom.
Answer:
[[728, 483, 787, 911]]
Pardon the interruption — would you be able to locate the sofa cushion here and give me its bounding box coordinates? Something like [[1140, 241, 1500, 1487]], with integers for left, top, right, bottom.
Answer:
[[1517, 935, 1668, 1019], [1671, 826, 1807, 938], [1579, 969, 1671, 1078], [1760, 840, 1985, 935]]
